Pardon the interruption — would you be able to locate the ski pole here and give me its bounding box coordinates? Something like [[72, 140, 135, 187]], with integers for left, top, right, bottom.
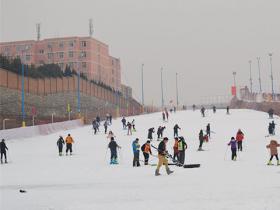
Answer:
[[224, 146, 229, 161]]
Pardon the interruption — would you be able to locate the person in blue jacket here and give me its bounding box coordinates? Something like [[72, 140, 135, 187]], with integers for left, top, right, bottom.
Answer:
[[132, 138, 140, 167]]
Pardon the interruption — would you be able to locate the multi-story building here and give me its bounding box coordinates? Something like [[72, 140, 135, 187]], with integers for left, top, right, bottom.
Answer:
[[0, 36, 121, 91], [121, 84, 132, 99]]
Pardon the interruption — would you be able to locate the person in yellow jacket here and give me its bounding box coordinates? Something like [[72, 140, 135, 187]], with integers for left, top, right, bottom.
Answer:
[[65, 134, 74, 155]]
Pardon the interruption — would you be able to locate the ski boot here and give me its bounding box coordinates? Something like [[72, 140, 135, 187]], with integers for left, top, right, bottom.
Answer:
[[110, 159, 114, 165], [233, 156, 237, 161], [166, 167, 174, 175], [5, 159, 7, 164], [70, 152, 73, 156], [59, 152, 62, 156], [155, 169, 161, 176], [267, 160, 273, 165], [277, 160, 280, 166], [0, 159, 3, 164], [113, 159, 118, 164]]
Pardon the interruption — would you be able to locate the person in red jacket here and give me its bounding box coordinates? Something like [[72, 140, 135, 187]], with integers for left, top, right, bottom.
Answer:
[[236, 129, 244, 152]]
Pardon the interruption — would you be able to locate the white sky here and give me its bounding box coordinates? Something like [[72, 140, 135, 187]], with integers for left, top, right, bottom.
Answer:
[[1, 0, 280, 106]]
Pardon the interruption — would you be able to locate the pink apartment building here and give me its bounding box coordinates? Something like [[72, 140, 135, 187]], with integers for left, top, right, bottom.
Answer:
[[0, 36, 121, 91]]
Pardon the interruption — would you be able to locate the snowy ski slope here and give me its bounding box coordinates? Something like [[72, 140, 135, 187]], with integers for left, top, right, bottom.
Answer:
[[1, 109, 280, 210]]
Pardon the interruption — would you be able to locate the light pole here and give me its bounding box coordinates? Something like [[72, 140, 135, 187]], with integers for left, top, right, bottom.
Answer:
[[21, 64, 26, 127], [269, 53, 274, 99], [249, 60, 253, 93], [176, 72, 179, 107], [160, 67, 164, 108], [141, 63, 144, 106], [256, 57, 262, 93], [77, 71, 81, 116]]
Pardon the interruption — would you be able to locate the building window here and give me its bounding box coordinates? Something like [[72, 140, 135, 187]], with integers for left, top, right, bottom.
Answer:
[[47, 53, 53, 59], [82, 62, 87, 68], [39, 49, 44, 54], [81, 41, 87, 47], [59, 42, 64, 48], [58, 63, 64, 70], [26, 55, 31, 61], [68, 51, 74, 58], [47, 43, 52, 48], [58, 52, 64, 59], [69, 41, 74, 47], [80, 51, 86, 58]]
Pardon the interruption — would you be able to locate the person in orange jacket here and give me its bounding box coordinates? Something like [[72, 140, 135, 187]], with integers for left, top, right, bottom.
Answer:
[[141, 140, 152, 165], [65, 134, 74, 155], [236, 129, 244, 152], [266, 140, 280, 165], [173, 137, 179, 161]]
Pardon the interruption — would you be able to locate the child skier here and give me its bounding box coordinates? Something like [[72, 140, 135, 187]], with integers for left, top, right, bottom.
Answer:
[[236, 129, 244, 152], [141, 140, 152, 165], [227, 137, 237, 161], [132, 138, 140, 167], [266, 140, 280, 165], [108, 137, 121, 164], [155, 137, 173, 176], [65, 134, 74, 155], [0, 139, 8, 164], [57, 136, 65, 156]]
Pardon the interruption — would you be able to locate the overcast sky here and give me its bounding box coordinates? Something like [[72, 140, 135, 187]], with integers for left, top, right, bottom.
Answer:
[[1, 0, 280, 106]]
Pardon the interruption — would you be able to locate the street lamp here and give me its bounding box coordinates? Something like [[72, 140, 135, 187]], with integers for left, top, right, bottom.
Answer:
[[160, 67, 164, 108], [232, 71, 237, 87], [176, 72, 179, 107], [256, 57, 262, 93], [268, 53, 274, 99], [21, 64, 26, 127], [141, 63, 144, 106], [248, 60, 253, 93]]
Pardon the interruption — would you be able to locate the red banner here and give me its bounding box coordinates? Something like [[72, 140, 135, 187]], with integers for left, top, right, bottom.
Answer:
[[231, 86, 236, 96]]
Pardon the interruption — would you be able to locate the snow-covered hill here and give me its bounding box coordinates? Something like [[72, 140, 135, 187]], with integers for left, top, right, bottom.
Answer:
[[1, 109, 280, 210]]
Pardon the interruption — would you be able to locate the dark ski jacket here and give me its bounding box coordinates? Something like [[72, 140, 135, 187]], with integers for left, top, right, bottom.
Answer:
[[0, 141, 8, 152], [174, 125, 181, 132], [158, 141, 167, 156], [199, 131, 204, 141], [57, 137, 65, 148], [148, 128, 155, 139], [121, 118, 126, 125], [108, 140, 119, 153]]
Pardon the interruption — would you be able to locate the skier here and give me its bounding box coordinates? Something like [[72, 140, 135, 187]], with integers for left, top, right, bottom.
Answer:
[[173, 137, 179, 161], [165, 108, 169, 121], [162, 112, 166, 121], [268, 108, 274, 119], [198, 130, 204, 151], [96, 116, 100, 132], [0, 139, 8, 164], [160, 126, 166, 139], [174, 106, 176, 113], [65, 134, 74, 155], [155, 137, 174, 176], [206, 123, 211, 138], [201, 107, 205, 117], [178, 136, 187, 166], [266, 140, 280, 165], [57, 136, 65, 156], [213, 105, 216, 113], [132, 119, 136, 131], [226, 106, 230, 115], [132, 138, 140, 167], [121, 117, 126, 129], [157, 126, 162, 140], [147, 127, 155, 141], [271, 121, 276, 135], [104, 120, 108, 134], [227, 137, 237, 161], [92, 120, 98, 135], [127, 122, 132, 135], [109, 114, 113, 125], [268, 123, 273, 135], [236, 129, 244, 152], [192, 104, 196, 111], [173, 124, 181, 137], [106, 113, 110, 122], [108, 137, 121, 164], [141, 140, 152, 165]]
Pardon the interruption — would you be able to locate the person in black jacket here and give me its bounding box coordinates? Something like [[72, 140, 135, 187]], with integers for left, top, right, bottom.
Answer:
[[148, 127, 155, 140], [57, 136, 65, 156], [198, 130, 204, 151], [0, 139, 8, 164], [121, 117, 127, 129], [155, 137, 174, 176], [173, 124, 181, 137], [206, 123, 211, 138], [108, 137, 121, 164]]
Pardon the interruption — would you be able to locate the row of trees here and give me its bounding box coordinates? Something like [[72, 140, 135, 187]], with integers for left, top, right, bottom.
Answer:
[[0, 54, 122, 94]]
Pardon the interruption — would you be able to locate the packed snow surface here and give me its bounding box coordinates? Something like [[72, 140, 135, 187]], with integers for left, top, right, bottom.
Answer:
[[1, 109, 280, 210]]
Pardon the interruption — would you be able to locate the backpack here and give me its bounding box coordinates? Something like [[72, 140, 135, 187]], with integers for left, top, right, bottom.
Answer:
[[141, 144, 146, 152]]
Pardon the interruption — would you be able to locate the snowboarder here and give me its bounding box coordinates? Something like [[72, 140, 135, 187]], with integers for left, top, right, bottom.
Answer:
[[132, 138, 140, 167], [57, 136, 65, 156], [206, 123, 211, 138], [148, 127, 155, 140], [65, 134, 74, 155], [173, 124, 181, 137], [236, 129, 244, 152], [155, 137, 174, 176], [213, 106, 216, 113], [173, 137, 179, 161], [198, 130, 204, 151], [178, 136, 187, 166], [201, 107, 205, 117], [104, 120, 109, 134], [227, 137, 237, 161], [268, 108, 274, 119], [127, 122, 132, 135], [121, 117, 126, 129], [141, 140, 152, 165], [108, 137, 121, 164], [226, 106, 230, 115], [266, 140, 280, 165], [0, 139, 8, 164]]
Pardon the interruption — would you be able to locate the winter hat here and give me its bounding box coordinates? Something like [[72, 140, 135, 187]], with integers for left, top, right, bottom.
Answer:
[[147, 140, 150, 143], [231, 137, 235, 140]]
